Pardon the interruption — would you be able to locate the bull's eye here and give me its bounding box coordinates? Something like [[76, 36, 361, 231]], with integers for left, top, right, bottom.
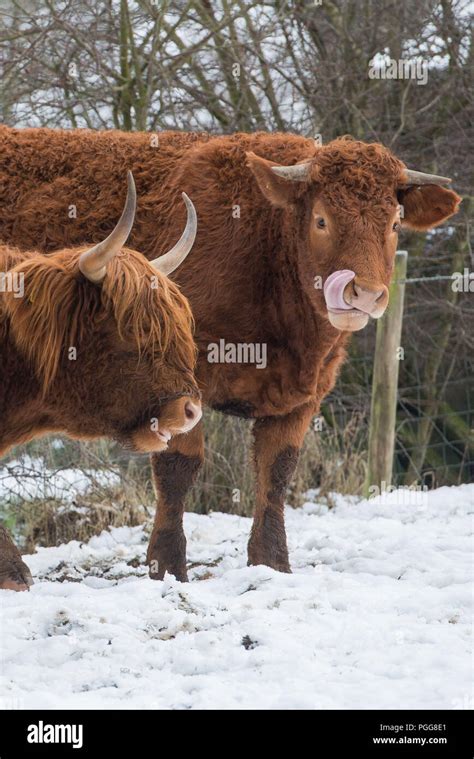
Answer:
[[316, 217, 326, 229], [393, 222, 401, 233]]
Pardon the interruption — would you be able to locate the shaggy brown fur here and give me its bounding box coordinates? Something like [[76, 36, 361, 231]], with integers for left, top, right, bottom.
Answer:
[[3, 246, 197, 396], [0, 236, 200, 589], [0, 126, 461, 578]]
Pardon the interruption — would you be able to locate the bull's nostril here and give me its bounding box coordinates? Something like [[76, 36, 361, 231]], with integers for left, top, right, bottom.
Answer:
[[350, 282, 386, 314]]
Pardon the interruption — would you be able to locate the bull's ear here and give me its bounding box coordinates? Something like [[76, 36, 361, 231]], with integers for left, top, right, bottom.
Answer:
[[399, 185, 461, 231], [246, 152, 310, 208]]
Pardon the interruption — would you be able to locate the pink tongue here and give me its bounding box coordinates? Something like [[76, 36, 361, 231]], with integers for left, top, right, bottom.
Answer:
[[324, 270, 356, 311]]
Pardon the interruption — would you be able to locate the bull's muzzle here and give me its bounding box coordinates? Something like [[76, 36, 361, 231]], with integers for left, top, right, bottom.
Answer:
[[324, 270, 389, 332]]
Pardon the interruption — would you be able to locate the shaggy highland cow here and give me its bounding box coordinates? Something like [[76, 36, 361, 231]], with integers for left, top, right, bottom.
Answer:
[[0, 172, 202, 590], [0, 127, 461, 579]]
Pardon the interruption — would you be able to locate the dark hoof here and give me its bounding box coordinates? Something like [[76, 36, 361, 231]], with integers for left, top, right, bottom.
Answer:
[[148, 562, 189, 583], [0, 558, 34, 592], [0, 525, 34, 591], [147, 528, 188, 582], [247, 554, 292, 574], [247, 520, 291, 573]]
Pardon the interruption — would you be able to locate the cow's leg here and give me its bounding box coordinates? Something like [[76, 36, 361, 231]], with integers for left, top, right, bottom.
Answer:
[[0, 524, 33, 591], [147, 421, 204, 582], [248, 402, 316, 572]]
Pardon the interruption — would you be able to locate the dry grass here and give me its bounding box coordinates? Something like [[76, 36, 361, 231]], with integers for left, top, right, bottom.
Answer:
[[298, 407, 368, 501], [187, 407, 368, 515], [19, 487, 149, 553]]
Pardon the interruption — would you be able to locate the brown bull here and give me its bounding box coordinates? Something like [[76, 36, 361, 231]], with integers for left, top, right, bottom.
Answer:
[[0, 127, 461, 580], [0, 172, 201, 589]]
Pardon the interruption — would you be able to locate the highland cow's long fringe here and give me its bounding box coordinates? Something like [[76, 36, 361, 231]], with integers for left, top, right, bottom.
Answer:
[[1, 244, 196, 394]]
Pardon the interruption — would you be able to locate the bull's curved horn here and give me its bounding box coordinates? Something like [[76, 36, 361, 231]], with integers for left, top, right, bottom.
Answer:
[[399, 169, 452, 187], [79, 171, 136, 284], [150, 193, 197, 275], [271, 160, 312, 182]]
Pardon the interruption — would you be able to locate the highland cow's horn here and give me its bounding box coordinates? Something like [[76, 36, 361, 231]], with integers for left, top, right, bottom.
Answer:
[[270, 160, 312, 182], [150, 193, 197, 275], [399, 169, 452, 187], [79, 171, 136, 284]]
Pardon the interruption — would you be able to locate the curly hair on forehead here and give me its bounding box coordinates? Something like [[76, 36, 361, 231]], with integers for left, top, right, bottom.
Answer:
[[2, 245, 196, 395], [311, 137, 405, 207]]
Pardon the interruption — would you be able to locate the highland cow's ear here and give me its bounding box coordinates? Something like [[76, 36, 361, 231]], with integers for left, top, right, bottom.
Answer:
[[399, 185, 461, 231], [246, 152, 310, 208]]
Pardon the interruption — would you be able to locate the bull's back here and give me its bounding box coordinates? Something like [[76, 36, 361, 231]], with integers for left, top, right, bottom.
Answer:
[[0, 126, 313, 255], [0, 126, 209, 253]]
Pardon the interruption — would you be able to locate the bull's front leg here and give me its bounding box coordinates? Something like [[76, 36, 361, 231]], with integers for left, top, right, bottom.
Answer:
[[147, 421, 204, 582], [248, 402, 317, 572], [0, 524, 33, 591]]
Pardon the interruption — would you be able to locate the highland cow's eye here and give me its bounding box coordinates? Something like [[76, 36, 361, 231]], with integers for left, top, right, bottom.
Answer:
[[393, 222, 401, 233], [316, 217, 326, 229]]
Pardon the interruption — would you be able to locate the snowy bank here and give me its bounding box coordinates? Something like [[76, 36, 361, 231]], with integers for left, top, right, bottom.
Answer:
[[1, 484, 472, 710]]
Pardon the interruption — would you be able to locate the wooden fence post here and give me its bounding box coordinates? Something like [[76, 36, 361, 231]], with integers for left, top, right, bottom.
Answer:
[[364, 250, 408, 496]]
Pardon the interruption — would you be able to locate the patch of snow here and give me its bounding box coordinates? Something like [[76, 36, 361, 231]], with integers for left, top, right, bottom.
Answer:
[[0, 484, 472, 710], [0, 456, 120, 504]]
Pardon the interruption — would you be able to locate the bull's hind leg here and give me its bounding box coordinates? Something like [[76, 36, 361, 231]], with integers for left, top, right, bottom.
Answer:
[[147, 422, 204, 582], [0, 524, 33, 591], [248, 402, 316, 572]]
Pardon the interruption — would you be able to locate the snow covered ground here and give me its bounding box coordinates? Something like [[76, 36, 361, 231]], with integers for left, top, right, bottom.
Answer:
[[0, 455, 119, 504], [1, 484, 472, 710]]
